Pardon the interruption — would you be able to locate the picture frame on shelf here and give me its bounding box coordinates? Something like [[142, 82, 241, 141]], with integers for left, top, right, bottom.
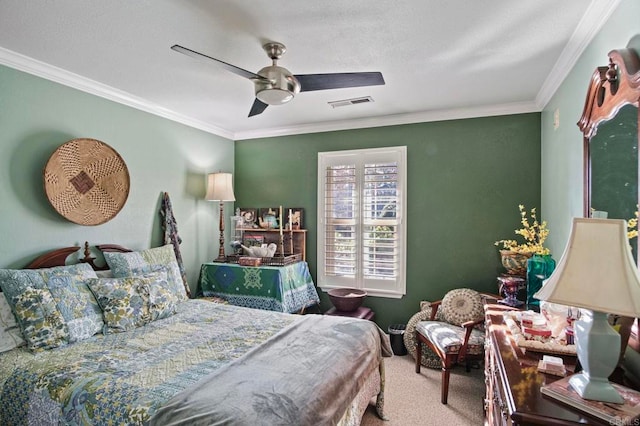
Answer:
[[258, 207, 280, 229], [237, 208, 258, 228], [286, 208, 304, 230], [243, 234, 265, 247]]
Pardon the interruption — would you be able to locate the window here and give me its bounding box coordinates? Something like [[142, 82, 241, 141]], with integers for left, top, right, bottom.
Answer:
[[317, 146, 406, 298]]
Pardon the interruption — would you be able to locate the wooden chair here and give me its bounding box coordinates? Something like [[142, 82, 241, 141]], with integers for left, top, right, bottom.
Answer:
[[414, 289, 501, 404]]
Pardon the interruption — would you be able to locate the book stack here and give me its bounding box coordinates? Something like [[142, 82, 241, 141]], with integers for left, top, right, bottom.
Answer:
[[541, 375, 640, 425], [537, 355, 566, 377]]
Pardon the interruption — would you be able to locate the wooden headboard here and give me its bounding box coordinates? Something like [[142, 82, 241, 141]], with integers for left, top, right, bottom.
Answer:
[[26, 242, 132, 270]]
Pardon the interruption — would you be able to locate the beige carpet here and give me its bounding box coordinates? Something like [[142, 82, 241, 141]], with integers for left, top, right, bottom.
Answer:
[[360, 355, 485, 426]]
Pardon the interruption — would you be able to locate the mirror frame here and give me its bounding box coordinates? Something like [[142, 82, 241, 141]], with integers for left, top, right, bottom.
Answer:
[[578, 37, 640, 219], [577, 37, 640, 363]]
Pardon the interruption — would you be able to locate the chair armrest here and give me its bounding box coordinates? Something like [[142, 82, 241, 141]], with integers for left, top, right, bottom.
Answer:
[[460, 318, 484, 330], [457, 318, 485, 362], [429, 300, 443, 320]]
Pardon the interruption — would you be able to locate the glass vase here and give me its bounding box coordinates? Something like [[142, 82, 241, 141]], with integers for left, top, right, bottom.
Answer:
[[526, 254, 556, 310]]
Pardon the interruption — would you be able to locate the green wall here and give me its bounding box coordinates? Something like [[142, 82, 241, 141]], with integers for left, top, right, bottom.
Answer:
[[0, 64, 235, 294], [542, 0, 640, 256], [235, 113, 541, 330]]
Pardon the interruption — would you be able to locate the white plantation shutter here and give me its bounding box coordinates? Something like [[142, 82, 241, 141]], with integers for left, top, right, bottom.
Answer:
[[318, 147, 406, 298]]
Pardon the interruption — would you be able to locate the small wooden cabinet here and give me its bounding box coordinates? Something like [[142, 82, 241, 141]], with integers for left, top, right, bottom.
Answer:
[[240, 229, 307, 261], [484, 307, 610, 425]]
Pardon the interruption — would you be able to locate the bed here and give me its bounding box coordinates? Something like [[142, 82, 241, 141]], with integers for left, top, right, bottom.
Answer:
[[0, 243, 392, 426]]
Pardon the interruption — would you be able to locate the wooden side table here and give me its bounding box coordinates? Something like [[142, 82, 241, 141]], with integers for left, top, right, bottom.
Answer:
[[325, 306, 375, 320]]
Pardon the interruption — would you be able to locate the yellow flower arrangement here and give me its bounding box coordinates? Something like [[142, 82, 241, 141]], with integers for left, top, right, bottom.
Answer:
[[495, 204, 550, 255], [629, 209, 638, 240]]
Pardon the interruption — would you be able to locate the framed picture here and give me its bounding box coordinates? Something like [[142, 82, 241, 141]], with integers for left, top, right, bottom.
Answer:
[[286, 207, 304, 230], [258, 207, 280, 229], [238, 208, 258, 228], [243, 234, 264, 247]]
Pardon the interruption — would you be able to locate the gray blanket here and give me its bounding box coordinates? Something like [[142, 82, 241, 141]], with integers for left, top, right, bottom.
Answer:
[[150, 314, 392, 426]]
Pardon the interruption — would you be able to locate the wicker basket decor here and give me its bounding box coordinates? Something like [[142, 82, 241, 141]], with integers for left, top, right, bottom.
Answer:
[[43, 138, 130, 226]]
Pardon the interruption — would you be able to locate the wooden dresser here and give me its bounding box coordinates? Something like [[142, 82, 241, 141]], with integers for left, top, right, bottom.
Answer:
[[484, 307, 612, 425]]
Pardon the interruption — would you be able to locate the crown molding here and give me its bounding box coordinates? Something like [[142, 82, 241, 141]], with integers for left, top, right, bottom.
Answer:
[[0, 47, 235, 140], [536, 0, 621, 109], [233, 101, 540, 140]]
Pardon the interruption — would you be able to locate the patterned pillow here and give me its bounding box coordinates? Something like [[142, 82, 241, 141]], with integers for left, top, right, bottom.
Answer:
[[87, 270, 179, 334], [0, 293, 26, 352], [439, 288, 484, 327], [0, 263, 102, 351], [104, 245, 187, 301]]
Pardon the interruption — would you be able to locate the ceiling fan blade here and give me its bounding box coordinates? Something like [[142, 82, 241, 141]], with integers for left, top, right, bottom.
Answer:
[[248, 98, 269, 117], [295, 72, 385, 92], [171, 44, 270, 82]]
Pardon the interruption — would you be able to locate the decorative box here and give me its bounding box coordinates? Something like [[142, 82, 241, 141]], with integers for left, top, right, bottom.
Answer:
[[238, 257, 262, 267], [522, 326, 552, 342]]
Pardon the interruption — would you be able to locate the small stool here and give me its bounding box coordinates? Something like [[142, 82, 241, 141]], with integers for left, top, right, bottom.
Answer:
[[325, 306, 375, 320]]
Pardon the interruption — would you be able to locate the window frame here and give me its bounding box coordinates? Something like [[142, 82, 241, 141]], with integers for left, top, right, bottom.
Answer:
[[317, 146, 407, 298]]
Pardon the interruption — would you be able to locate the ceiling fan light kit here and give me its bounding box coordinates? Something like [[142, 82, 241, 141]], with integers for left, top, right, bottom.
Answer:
[[171, 41, 385, 117], [254, 66, 300, 105]]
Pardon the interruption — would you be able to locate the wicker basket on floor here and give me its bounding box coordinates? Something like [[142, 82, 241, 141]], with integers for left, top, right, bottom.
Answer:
[[404, 305, 442, 369]]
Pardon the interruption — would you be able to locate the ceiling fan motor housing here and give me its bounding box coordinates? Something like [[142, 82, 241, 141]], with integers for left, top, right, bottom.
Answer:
[[255, 65, 301, 105]]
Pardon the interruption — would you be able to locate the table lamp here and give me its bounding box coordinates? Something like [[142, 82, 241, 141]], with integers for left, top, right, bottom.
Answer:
[[205, 172, 236, 262], [534, 218, 640, 403]]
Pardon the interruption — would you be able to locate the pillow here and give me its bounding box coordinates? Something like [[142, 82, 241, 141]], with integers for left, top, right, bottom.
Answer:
[[104, 245, 187, 301], [95, 269, 114, 278], [0, 293, 26, 352], [0, 263, 102, 351], [439, 288, 484, 326], [87, 270, 179, 334]]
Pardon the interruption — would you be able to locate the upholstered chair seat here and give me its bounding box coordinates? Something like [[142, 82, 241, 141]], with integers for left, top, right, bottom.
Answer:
[[415, 321, 485, 357]]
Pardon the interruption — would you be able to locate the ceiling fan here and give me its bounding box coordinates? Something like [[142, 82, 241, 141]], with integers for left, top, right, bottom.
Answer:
[[171, 42, 385, 117]]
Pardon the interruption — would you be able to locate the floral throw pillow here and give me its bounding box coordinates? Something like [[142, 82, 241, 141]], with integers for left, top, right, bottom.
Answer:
[[0, 263, 102, 351], [87, 270, 179, 334], [11, 288, 68, 351], [104, 245, 188, 301], [0, 293, 26, 352]]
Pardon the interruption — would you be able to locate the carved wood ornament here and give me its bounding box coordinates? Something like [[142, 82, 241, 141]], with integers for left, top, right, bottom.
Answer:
[[577, 37, 640, 216]]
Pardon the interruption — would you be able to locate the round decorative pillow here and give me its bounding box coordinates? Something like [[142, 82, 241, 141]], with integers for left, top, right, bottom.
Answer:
[[440, 288, 484, 326], [403, 308, 441, 369]]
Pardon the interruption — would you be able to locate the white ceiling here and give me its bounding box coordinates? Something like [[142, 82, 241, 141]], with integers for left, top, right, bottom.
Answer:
[[0, 0, 620, 140]]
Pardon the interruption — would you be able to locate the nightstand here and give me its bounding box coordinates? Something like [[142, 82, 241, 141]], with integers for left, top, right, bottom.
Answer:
[[325, 306, 375, 320]]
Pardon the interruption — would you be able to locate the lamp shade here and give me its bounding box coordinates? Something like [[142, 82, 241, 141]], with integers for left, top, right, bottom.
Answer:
[[534, 218, 640, 317], [204, 173, 235, 202]]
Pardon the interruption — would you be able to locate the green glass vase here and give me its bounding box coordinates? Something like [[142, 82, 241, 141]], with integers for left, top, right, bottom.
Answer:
[[526, 254, 556, 309]]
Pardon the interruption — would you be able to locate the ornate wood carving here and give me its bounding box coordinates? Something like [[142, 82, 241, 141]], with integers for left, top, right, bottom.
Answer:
[[578, 38, 640, 216], [25, 242, 132, 270]]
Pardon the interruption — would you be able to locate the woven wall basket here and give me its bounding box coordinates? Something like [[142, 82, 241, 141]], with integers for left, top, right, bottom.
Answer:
[[44, 138, 130, 226]]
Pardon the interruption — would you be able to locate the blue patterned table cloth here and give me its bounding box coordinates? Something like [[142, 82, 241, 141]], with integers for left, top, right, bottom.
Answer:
[[197, 261, 320, 313]]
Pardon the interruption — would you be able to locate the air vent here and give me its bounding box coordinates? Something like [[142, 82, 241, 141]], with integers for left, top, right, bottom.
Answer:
[[328, 96, 374, 108]]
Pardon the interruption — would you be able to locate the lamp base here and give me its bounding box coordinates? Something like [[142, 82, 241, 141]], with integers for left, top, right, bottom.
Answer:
[[569, 372, 624, 403], [572, 310, 624, 404]]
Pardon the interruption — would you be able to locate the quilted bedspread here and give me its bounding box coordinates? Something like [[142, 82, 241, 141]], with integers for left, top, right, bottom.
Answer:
[[0, 300, 390, 425]]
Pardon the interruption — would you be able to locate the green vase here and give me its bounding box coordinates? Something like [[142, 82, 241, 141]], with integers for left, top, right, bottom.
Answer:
[[526, 254, 556, 309]]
